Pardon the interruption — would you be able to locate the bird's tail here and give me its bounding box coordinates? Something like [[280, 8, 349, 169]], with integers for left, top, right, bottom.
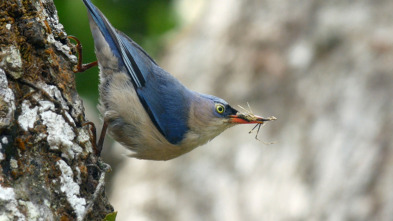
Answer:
[[81, 0, 121, 58], [81, 0, 153, 88]]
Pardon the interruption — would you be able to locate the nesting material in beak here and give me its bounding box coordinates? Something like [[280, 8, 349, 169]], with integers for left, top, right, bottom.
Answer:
[[229, 104, 277, 140], [229, 112, 277, 124]]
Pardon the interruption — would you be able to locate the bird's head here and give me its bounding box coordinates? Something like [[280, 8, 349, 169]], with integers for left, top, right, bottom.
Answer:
[[184, 93, 273, 147], [203, 95, 272, 124]]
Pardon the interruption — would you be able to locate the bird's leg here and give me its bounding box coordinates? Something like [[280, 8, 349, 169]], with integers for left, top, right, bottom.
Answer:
[[68, 36, 107, 154], [83, 121, 108, 156], [68, 35, 98, 73], [83, 121, 100, 155], [97, 120, 108, 156]]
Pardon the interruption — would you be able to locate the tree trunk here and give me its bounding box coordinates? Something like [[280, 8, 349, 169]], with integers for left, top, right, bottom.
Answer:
[[0, 0, 113, 220]]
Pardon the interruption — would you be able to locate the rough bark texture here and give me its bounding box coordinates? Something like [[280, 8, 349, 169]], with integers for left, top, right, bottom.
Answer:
[[0, 0, 113, 220], [108, 0, 393, 221]]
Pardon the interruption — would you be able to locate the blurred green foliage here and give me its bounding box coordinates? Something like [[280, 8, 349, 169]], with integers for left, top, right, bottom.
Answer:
[[54, 0, 177, 103], [103, 211, 117, 221]]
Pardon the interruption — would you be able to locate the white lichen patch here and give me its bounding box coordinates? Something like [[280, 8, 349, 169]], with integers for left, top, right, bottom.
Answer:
[[34, 84, 76, 126], [47, 34, 77, 63], [77, 128, 93, 154], [38, 83, 69, 111], [0, 186, 25, 220], [0, 185, 16, 201], [0, 68, 16, 129], [18, 100, 39, 131], [19, 85, 84, 159], [75, 167, 82, 185], [64, 111, 74, 126], [69, 144, 83, 160], [57, 160, 86, 221], [5, 46, 22, 70], [0, 46, 23, 79], [1, 137, 8, 144], [0, 136, 6, 161], [10, 158, 18, 169], [38, 100, 55, 112], [71, 97, 85, 119], [0, 137, 5, 161], [18, 200, 42, 220], [39, 105, 83, 159], [40, 110, 74, 150]]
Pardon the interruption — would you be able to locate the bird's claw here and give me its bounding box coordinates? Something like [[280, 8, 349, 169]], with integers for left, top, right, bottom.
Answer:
[[83, 121, 107, 157], [68, 35, 98, 73], [83, 121, 100, 155]]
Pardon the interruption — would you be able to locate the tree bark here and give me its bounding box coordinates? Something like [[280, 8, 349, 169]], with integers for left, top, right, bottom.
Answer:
[[0, 0, 113, 220]]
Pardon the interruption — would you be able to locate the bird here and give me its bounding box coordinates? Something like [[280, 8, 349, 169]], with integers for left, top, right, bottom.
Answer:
[[79, 0, 275, 160]]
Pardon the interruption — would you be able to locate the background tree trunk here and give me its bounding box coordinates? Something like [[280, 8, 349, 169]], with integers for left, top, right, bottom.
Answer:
[[109, 0, 393, 220], [0, 0, 113, 220]]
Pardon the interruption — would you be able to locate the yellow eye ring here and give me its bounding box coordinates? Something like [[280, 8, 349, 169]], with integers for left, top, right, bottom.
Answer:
[[215, 104, 225, 114]]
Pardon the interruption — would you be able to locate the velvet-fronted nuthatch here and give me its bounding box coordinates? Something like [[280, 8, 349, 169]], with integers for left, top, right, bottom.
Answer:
[[78, 0, 276, 160]]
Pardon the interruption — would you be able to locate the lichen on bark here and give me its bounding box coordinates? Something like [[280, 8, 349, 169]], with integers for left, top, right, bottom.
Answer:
[[0, 0, 113, 220]]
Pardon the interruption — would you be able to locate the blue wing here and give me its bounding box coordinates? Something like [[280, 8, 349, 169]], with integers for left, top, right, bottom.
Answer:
[[82, 0, 146, 87], [82, 0, 190, 144]]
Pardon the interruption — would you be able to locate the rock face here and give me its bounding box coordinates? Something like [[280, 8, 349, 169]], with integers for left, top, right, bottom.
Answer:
[[109, 0, 393, 220]]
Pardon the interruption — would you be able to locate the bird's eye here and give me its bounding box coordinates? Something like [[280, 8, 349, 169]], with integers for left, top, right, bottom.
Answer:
[[215, 104, 225, 114]]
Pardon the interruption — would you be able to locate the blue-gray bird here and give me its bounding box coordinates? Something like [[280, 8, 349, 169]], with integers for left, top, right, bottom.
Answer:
[[80, 0, 274, 160]]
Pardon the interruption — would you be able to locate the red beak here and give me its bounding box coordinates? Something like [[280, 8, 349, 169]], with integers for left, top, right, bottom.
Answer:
[[229, 113, 277, 124]]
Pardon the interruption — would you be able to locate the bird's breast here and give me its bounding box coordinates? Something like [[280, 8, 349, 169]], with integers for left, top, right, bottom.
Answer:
[[98, 71, 198, 160]]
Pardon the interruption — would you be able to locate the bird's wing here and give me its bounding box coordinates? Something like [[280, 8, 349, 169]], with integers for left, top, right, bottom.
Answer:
[[82, 0, 147, 88], [83, 0, 190, 144]]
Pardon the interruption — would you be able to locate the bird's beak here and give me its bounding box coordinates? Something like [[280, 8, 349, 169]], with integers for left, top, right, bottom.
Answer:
[[229, 112, 277, 124]]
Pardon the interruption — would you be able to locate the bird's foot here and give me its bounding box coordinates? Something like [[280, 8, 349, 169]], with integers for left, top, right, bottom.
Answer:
[[83, 121, 99, 155], [68, 35, 98, 73], [84, 120, 108, 156]]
